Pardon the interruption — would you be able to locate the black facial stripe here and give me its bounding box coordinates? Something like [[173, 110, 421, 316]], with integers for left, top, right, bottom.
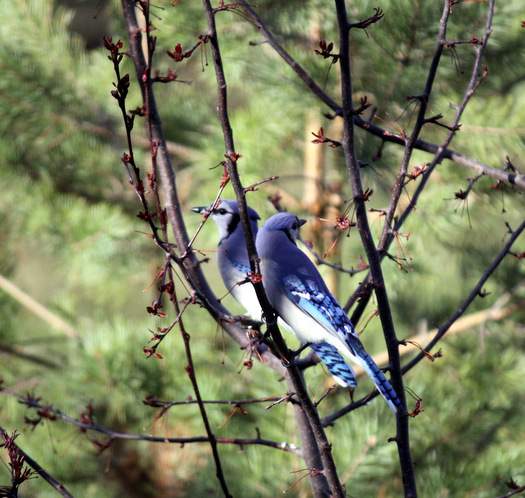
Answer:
[[225, 212, 241, 238]]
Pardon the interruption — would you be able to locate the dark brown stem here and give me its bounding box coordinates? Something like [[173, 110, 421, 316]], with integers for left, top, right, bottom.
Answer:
[[496, 484, 525, 498], [202, 1, 344, 496], [144, 393, 295, 410], [334, 1, 417, 496], [118, 4, 332, 497], [121, 2, 233, 495], [0, 426, 75, 498], [345, 0, 495, 313], [378, 0, 450, 254], [4, 393, 299, 455], [323, 219, 524, 426], [236, 0, 525, 191], [168, 269, 232, 497]]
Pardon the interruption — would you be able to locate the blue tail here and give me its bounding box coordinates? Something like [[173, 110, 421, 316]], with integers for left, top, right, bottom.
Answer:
[[310, 342, 357, 389], [347, 339, 402, 413]]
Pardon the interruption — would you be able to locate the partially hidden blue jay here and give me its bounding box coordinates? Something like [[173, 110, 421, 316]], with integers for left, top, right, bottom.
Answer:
[[256, 212, 402, 413], [192, 200, 357, 389]]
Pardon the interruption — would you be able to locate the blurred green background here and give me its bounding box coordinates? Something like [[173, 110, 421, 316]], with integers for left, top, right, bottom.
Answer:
[[1, 0, 524, 497]]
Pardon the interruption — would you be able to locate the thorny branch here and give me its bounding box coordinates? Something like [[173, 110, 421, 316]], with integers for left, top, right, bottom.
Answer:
[[323, 219, 525, 426]]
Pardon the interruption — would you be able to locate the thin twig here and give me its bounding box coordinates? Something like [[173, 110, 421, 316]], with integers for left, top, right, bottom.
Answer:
[[236, 0, 525, 191], [119, 5, 330, 498], [345, 0, 496, 316], [143, 394, 293, 409], [300, 237, 364, 277], [2, 393, 299, 455], [0, 426, 75, 498], [168, 267, 232, 497], [131, 3, 233, 495], [323, 219, 525, 426]]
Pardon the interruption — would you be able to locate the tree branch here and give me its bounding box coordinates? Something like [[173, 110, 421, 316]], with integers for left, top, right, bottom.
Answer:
[[0, 426, 74, 498], [1, 394, 299, 455], [323, 219, 525, 426], [122, 3, 232, 495], [116, 1, 341, 496], [202, 2, 344, 496], [334, 1, 417, 496], [237, 0, 525, 191], [344, 0, 496, 315], [353, 300, 522, 378]]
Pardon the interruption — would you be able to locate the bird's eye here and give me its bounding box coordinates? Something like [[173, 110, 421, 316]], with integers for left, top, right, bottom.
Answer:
[[218, 208, 227, 215]]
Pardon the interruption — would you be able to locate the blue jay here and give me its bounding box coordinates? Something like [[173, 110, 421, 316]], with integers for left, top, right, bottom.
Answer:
[[256, 212, 402, 413], [192, 200, 357, 389]]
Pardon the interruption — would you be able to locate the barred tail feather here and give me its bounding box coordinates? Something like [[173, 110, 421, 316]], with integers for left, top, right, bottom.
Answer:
[[310, 342, 357, 389], [349, 341, 402, 413]]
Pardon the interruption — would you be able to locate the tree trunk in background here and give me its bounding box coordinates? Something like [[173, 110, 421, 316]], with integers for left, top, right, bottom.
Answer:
[[302, 16, 339, 296]]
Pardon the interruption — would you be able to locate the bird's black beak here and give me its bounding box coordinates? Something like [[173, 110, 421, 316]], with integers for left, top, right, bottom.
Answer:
[[191, 206, 207, 214], [298, 219, 307, 227]]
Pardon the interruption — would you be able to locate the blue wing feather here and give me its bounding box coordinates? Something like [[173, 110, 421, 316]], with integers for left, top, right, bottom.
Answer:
[[283, 274, 402, 413], [310, 343, 357, 388]]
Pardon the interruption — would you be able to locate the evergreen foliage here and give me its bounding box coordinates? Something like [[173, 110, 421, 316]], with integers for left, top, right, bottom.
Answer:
[[0, 1, 523, 496]]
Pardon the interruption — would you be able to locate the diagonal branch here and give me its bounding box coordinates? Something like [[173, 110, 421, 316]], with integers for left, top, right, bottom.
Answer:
[[123, 3, 232, 495], [334, 1, 417, 496], [202, 2, 344, 496], [323, 219, 524, 426], [344, 0, 451, 319], [236, 0, 525, 191], [354, 300, 522, 377], [345, 0, 496, 318], [118, 1, 337, 497], [0, 426, 74, 498]]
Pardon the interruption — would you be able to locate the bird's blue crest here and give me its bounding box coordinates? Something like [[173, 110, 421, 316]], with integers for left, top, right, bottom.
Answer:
[[219, 199, 260, 221], [262, 212, 304, 231]]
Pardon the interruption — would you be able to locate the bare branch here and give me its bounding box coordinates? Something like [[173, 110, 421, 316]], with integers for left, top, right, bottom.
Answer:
[[237, 0, 525, 191], [0, 426, 74, 498], [345, 0, 497, 314], [323, 219, 525, 426], [202, 1, 344, 495], [334, 1, 417, 496], [2, 393, 299, 456], [117, 3, 336, 497], [354, 300, 522, 377]]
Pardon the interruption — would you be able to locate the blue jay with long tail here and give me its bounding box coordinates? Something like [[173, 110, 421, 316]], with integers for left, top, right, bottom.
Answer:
[[256, 211, 402, 413], [192, 200, 357, 389]]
